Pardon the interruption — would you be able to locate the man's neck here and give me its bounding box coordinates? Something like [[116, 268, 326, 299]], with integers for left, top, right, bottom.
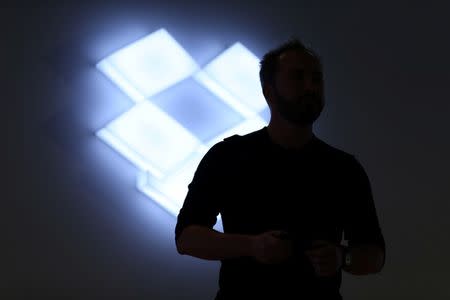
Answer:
[[266, 119, 314, 150]]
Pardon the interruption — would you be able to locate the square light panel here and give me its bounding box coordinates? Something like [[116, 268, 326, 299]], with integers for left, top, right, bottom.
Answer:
[[97, 28, 199, 102]]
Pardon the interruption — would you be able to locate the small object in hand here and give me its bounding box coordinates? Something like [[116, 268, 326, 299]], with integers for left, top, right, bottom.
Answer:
[[276, 231, 290, 240]]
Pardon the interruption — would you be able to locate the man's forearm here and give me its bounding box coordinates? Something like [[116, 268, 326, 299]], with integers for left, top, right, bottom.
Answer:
[[342, 244, 385, 275], [176, 225, 255, 260]]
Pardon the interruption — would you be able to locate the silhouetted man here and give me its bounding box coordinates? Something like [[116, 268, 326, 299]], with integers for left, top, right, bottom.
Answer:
[[175, 38, 386, 300]]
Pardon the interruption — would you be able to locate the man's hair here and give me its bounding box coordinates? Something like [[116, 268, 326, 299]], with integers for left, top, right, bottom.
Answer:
[[259, 38, 322, 89]]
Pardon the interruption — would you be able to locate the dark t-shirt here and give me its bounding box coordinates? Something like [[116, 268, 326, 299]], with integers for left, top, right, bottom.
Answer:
[[175, 127, 385, 300]]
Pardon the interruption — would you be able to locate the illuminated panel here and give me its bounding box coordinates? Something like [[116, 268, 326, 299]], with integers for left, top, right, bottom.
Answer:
[[136, 151, 204, 215], [96, 101, 203, 178], [195, 43, 267, 114], [96, 28, 199, 103], [151, 78, 244, 142]]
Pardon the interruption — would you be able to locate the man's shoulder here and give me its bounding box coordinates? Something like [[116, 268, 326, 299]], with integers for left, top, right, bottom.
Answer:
[[203, 129, 260, 154], [314, 138, 357, 164], [203, 129, 265, 161], [313, 140, 368, 179], [221, 128, 265, 146]]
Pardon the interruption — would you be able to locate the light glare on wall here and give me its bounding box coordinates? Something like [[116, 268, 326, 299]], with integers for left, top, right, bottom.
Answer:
[[95, 28, 268, 219]]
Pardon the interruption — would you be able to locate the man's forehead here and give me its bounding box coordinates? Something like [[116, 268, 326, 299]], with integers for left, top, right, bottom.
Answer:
[[278, 50, 321, 71]]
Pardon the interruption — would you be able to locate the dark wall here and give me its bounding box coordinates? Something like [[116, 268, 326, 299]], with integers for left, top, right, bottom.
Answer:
[[8, 1, 450, 299]]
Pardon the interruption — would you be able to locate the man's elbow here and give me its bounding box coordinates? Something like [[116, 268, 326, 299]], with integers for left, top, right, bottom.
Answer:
[[176, 228, 190, 255], [176, 235, 186, 255], [176, 242, 185, 255], [366, 245, 386, 274], [372, 248, 386, 274]]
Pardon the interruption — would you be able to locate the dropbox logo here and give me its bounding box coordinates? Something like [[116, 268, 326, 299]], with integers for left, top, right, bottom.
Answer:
[[96, 28, 269, 217]]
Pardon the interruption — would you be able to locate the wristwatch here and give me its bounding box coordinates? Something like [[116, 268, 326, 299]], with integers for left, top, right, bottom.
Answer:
[[342, 246, 352, 267]]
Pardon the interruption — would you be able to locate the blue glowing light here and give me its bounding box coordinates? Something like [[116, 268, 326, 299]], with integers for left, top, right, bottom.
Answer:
[[195, 43, 267, 113], [96, 28, 199, 103], [95, 28, 267, 218], [96, 101, 204, 178]]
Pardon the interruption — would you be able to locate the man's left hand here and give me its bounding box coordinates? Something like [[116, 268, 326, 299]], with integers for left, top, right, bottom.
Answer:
[[304, 240, 344, 277]]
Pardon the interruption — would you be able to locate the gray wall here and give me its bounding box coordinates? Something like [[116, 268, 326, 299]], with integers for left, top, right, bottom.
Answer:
[[8, 1, 450, 299]]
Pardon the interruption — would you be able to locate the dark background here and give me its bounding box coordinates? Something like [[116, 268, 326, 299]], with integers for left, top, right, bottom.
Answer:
[[7, 1, 450, 299]]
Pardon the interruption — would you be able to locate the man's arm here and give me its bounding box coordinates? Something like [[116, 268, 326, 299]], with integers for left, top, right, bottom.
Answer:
[[342, 243, 385, 275], [341, 156, 386, 275], [176, 225, 255, 260], [177, 225, 294, 264]]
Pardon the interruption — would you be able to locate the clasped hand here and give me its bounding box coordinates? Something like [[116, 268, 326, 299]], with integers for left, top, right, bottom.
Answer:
[[252, 231, 343, 276]]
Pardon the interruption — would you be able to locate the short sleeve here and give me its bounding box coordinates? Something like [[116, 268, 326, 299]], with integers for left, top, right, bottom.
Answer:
[[342, 156, 385, 253], [174, 142, 226, 242]]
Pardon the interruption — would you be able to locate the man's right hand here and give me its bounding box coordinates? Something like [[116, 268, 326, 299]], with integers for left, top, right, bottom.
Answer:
[[251, 230, 294, 264]]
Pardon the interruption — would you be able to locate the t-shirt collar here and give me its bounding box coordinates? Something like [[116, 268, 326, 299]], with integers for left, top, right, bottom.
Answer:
[[260, 126, 319, 155]]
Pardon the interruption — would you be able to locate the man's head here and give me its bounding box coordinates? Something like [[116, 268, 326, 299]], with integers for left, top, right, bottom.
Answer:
[[259, 38, 324, 126]]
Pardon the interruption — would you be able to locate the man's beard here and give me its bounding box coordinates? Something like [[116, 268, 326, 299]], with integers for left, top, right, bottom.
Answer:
[[273, 88, 324, 126]]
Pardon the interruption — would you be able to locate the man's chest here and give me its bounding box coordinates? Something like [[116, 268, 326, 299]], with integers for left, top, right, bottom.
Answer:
[[220, 154, 345, 238]]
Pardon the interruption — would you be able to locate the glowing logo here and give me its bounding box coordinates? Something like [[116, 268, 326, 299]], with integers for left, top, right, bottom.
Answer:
[[96, 28, 269, 217]]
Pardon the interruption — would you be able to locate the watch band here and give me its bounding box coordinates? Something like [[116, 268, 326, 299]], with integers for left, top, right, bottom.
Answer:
[[342, 246, 352, 267]]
